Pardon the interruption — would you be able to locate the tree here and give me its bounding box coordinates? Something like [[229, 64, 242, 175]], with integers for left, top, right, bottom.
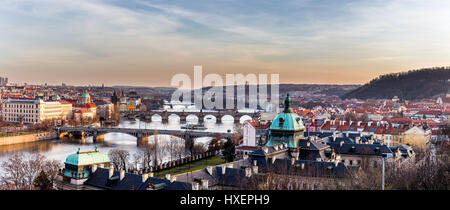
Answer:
[[222, 139, 235, 162], [1, 153, 62, 190], [34, 170, 52, 190], [108, 149, 130, 170], [42, 159, 62, 187]]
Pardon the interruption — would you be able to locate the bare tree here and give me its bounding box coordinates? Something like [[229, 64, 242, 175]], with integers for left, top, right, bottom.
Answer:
[[108, 149, 130, 170], [22, 153, 46, 189], [1, 152, 62, 190], [131, 152, 143, 171], [0, 153, 26, 188], [42, 159, 62, 188]]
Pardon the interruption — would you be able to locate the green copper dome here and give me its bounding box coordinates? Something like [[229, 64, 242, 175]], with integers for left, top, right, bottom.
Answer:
[[81, 92, 90, 98], [267, 93, 305, 148], [270, 93, 304, 131], [65, 148, 110, 166]]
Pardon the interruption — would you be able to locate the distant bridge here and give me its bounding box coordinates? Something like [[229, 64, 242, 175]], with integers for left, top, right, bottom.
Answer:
[[54, 126, 236, 148], [120, 109, 261, 123]]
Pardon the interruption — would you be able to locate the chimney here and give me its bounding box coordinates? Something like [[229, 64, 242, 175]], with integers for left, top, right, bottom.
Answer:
[[306, 142, 310, 147], [263, 147, 269, 154], [149, 172, 154, 177], [340, 141, 344, 147], [221, 165, 226, 175], [227, 163, 233, 168], [274, 145, 279, 151], [252, 165, 259, 174], [245, 167, 252, 177], [109, 166, 114, 178], [271, 157, 276, 164], [253, 160, 257, 166], [346, 132, 349, 137], [291, 157, 295, 165], [165, 174, 171, 180], [201, 179, 209, 189], [120, 169, 125, 181], [142, 173, 148, 182], [192, 182, 200, 190], [170, 176, 177, 183], [92, 164, 97, 173], [301, 163, 305, 170], [206, 166, 213, 175]]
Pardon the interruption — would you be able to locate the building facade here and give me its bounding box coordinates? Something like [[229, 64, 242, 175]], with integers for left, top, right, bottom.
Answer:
[[2, 99, 72, 123]]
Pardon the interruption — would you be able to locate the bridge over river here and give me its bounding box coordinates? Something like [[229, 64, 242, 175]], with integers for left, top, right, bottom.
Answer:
[[121, 109, 261, 123], [54, 126, 236, 148]]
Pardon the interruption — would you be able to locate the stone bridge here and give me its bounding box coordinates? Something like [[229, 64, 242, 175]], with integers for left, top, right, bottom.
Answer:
[[120, 110, 261, 123], [54, 126, 236, 149]]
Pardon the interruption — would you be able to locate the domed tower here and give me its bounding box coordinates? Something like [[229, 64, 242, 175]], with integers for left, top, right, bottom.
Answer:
[[266, 93, 305, 148], [80, 91, 91, 104]]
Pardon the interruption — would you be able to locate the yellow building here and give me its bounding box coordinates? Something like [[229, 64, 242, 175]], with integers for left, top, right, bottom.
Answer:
[[403, 126, 431, 150]]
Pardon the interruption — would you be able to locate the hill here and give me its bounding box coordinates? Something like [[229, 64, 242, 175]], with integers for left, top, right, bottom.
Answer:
[[341, 67, 450, 100]]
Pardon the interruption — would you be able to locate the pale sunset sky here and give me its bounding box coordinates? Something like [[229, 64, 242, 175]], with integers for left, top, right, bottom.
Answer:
[[0, 0, 449, 86]]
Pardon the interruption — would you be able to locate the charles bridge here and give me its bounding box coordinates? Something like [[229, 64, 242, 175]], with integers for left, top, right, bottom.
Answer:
[[120, 109, 261, 123]]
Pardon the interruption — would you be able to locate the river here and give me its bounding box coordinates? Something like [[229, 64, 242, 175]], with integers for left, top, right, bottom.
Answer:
[[0, 117, 238, 171]]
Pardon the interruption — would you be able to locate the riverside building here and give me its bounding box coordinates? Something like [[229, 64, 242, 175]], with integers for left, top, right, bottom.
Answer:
[[1, 99, 72, 123]]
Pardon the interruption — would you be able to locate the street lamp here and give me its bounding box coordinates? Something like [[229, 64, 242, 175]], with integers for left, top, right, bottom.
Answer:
[[382, 153, 393, 190]]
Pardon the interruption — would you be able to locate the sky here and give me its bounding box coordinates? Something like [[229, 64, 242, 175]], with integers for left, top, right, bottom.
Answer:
[[0, 0, 449, 87]]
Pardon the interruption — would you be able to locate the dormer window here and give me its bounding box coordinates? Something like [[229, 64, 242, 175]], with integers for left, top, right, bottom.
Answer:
[[279, 118, 284, 127]]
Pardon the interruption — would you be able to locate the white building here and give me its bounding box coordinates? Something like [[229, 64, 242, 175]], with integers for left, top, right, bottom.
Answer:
[[2, 99, 72, 123]]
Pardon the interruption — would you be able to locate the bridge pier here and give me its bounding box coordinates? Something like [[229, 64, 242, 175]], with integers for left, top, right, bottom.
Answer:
[[179, 115, 187, 123], [137, 132, 149, 146], [161, 116, 169, 124], [93, 134, 105, 143]]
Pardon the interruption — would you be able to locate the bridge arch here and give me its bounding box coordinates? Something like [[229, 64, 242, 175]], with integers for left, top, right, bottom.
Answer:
[[203, 114, 217, 123], [186, 114, 199, 124], [239, 115, 252, 124], [147, 134, 185, 145], [151, 114, 162, 122], [168, 114, 180, 123], [221, 115, 234, 123], [101, 132, 138, 145]]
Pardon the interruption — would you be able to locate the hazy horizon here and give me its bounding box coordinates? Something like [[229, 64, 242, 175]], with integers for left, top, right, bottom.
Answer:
[[1, 0, 449, 86]]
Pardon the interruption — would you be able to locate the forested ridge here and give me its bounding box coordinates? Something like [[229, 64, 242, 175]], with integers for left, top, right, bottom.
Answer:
[[341, 67, 450, 100]]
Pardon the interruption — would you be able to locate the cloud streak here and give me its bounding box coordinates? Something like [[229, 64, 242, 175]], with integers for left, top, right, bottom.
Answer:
[[0, 0, 449, 86]]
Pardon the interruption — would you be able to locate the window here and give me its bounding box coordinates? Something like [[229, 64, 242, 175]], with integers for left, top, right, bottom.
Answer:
[[349, 160, 353, 165]]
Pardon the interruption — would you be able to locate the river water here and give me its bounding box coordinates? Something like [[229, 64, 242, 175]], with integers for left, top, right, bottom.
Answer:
[[0, 117, 238, 170]]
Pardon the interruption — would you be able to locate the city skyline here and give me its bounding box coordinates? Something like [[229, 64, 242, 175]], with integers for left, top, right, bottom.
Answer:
[[1, 0, 449, 86]]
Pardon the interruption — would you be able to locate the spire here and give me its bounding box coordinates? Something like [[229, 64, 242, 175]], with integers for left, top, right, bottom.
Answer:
[[283, 93, 292, 113]]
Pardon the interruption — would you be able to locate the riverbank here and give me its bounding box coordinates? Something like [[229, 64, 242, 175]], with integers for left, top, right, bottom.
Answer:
[[0, 131, 57, 146]]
